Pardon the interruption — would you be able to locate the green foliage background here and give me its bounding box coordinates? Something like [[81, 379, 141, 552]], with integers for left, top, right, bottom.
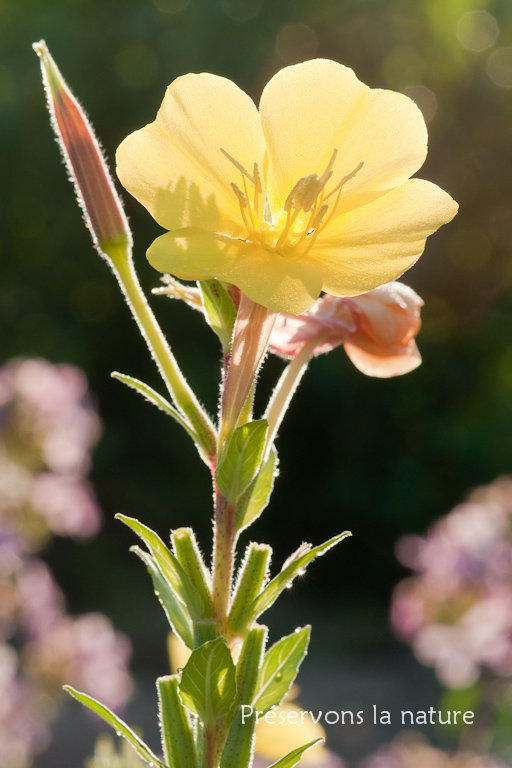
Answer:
[[2, 0, 512, 758]]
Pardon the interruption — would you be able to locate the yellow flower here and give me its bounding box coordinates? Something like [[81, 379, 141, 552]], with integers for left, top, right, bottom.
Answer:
[[116, 59, 457, 315]]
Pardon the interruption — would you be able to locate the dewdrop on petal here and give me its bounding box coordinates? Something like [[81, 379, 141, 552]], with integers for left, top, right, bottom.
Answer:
[[33, 41, 132, 264]]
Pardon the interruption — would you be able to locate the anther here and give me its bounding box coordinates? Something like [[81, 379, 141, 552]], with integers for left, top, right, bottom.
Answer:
[[310, 204, 328, 231], [231, 182, 247, 208], [220, 148, 254, 184]]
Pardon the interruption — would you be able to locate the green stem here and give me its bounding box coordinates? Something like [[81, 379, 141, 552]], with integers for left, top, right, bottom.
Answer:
[[108, 245, 217, 464], [264, 335, 325, 459]]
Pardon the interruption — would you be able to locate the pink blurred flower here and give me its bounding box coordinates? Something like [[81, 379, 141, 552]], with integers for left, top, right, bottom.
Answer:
[[270, 281, 423, 377], [392, 477, 512, 688], [30, 474, 101, 538], [364, 732, 508, 768], [24, 613, 133, 711]]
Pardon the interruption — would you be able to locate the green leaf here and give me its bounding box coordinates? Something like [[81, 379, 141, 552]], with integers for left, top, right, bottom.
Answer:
[[245, 532, 351, 624], [112, 372, 197, 438], [171, 528, 213, 619], [158, 675, 198, 768], [179, 638, 237, 728], [253, 627, 310, 715], [235, 446, 277, 532], [199, 279, 237, 351], [235, 625, 267, 707], [131, 545, 194, 649], [216, 420, 268, 502], [219, 706, 256, 768], [117, 515, 205, 619], [267, 739, 324, 768], [65, 686, 165, 768], [227, 544, 271, 634]]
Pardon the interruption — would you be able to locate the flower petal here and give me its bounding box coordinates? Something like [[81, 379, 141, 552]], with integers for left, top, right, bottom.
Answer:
[[302, 179, 458, 296], [344, 338, 422, 377], [260, 59, 428, 218], [147, 229, 323, 315], [116, 73, 265, 234]]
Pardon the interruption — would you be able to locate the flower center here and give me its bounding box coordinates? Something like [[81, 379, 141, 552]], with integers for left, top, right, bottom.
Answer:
[[221, 147, 363, 257]]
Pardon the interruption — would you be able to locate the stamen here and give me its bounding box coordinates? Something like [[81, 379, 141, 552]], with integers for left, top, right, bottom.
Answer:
[[220, 147, 254, 184], [310, 204, 328, 231], [324, 160, 364, 202], [319, 148, 338, 185], [284, 177, 307, 212], [230, 182, 247, 208], [253, 163, 262, 218], [253, 163, 262, 195]]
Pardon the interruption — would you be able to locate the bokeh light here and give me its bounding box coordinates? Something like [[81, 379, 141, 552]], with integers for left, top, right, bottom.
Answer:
[[487, 46, 512, 88], [275, 23, 318, 64], [456, 11, 499, 52]]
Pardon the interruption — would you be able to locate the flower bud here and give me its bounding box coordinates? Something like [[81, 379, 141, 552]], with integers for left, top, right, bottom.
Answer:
[[33, 41, 131, 262]]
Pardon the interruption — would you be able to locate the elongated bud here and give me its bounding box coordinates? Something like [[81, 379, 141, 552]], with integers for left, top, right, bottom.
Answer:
[[33, 41, 132, 263]]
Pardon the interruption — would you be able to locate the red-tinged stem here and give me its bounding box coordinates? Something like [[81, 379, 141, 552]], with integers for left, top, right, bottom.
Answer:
[[211, 488, 237, 638], [219, 294, 277, 449]]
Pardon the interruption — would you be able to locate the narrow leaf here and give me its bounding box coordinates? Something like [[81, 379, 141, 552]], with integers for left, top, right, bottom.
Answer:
[[253, 627, 310, 714], [216, 420, 268, 502], [227, 544, 271, 634], [199, 279, 237, 352], [158, 675, 198, 768], [179, 638, 237, 728], [171, 528, 213, 618], [65, 686, 165, 768], [219, 707, 256, 768], [117, 515, 204, 619], [132, 545, 194, 649], [267, 739, 324, 768], [235, 446, 277, 532], [112, 372, 197, 441], [245, 532, 351, 624]]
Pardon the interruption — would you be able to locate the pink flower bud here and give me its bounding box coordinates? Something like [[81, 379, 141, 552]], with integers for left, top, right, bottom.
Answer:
[[33, 41, 131, 260], [270, 281, 423, 378]]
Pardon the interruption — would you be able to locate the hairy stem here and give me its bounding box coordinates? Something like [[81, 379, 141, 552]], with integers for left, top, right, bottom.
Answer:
[[109, 246, 217, 464]]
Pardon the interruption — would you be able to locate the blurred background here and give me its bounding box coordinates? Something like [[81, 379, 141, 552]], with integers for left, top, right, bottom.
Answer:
[[2, 0, 512, 765]]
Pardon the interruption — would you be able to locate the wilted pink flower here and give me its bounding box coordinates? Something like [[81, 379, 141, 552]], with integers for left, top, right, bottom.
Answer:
[[270, 281, 423, 377], [33, 41, 131, 260]]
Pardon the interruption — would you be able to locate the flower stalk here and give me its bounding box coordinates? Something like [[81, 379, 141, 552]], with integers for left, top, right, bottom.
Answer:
[[34, 41, 217, 466]]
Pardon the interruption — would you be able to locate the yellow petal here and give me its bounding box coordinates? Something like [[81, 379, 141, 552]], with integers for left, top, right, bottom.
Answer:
[[302, 179, 458, 296], [116, 73, 265, 235], [260, 59, 428, 217], [147, 228, 323, 315]]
